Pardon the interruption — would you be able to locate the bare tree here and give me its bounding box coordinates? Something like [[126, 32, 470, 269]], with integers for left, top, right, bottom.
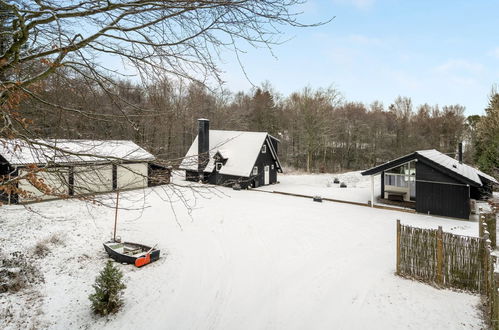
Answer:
[[0, 0, 322, 200]]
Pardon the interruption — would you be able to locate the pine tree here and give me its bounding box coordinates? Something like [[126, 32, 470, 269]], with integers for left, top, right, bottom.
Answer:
[[89, 261, 127, 316], [474, 92, 499, 178]]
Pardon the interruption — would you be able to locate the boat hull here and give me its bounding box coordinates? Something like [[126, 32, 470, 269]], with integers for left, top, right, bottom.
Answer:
[[103, 241, 160, 266]]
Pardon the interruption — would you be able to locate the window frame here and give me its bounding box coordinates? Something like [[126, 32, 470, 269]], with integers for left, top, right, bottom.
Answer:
[[252, 166, 258, 175], [262, 145, 266, 153]]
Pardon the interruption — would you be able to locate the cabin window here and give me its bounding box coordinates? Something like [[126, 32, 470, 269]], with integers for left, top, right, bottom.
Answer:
[[262, 145, 266, 153], [216, 162, 223, 172], [271, 164, 274, 170], [253, 166, 258, 175]]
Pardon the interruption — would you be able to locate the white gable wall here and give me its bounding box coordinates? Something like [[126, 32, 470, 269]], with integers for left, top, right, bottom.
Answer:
[[74, 165, 113, 195], [117, 163, 148, 190]]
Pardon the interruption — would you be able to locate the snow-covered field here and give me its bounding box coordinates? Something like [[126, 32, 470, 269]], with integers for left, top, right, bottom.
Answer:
[[257, 171, 380, 204], [0, 172, 484, 330]]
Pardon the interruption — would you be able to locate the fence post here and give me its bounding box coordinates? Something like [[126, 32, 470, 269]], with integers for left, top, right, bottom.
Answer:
[[480, 214, 484, 238], [486, 213, 497, 248], [487, 241, 493, 320], [493, 272, 499, 330], [396, 219, 401, 275], [484, 233, 490, 298], [437, 226, 443, 286]]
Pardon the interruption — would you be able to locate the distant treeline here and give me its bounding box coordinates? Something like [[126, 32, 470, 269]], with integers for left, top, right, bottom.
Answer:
[[20, 76, 486, 173]]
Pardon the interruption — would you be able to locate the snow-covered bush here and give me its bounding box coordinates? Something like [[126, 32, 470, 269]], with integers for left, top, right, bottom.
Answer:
[[32, 233, 64, 258], [89, 261, 126, 316], [33, 241, 50, 257], [0, 251, 44, 293]]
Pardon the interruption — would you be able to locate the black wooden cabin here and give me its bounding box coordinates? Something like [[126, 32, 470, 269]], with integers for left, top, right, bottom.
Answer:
[[361, 149, 498, 220], [180, 119, 282, 189]]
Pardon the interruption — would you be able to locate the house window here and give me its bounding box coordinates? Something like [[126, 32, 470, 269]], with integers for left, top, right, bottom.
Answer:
[[253, 166, 258, 175], [271, 164, 274, 170], [216, 162, 223, 172], [262, 145, 266, 153]]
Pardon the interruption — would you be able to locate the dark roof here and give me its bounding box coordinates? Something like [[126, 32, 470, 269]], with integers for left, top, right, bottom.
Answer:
[[361, 149, 498, 187]]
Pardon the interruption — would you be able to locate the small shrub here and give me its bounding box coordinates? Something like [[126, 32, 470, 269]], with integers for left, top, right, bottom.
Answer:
[[32, 234, 64, 258], [340, 182, 347, 188], [333, 178, 340, 184], [33, 241, 50, 257], [89, 261, 126, 316], [0, 251, 44, 293], [48, 233, 64, 246]]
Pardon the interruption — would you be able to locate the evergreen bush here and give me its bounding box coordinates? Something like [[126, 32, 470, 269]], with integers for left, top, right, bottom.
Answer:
[[89, 261, 126, 315]]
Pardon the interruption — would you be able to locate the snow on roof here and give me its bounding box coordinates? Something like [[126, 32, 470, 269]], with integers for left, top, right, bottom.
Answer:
[[179, 130, 269, 177], [0, 139, 155, 166], [362, 148, 498, 186], [416, 149, 498, 185], [475, 168, 498, 184]]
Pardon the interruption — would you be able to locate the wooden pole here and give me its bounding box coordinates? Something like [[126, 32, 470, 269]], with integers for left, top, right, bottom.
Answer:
[[113, 190, 120, 242], [480, 214, 484, 238], [396, 219, 401, 275], [493, 272, 499, 330], [7, 172, 11, 205], [484, 233, 490, 296], [370, 175, 375, 207], [437, 226, 443, 286]]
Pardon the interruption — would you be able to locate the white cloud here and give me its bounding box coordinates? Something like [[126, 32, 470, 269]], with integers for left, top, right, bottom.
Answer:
[[331, 0, 375, 10], [435, 59, 484, 74]]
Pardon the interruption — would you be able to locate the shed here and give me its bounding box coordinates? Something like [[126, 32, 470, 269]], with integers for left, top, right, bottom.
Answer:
[[361, 149, 498, 219], [0, 139, 156, 203]]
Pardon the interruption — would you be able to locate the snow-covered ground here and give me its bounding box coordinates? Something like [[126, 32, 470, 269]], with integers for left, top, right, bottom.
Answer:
[[0, 173, 484, 330], [258, 171, 380, 204]]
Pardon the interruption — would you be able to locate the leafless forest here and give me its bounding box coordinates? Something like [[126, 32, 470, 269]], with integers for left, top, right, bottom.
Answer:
[[1, 1, 482, 175], [20, 76, 469, 173]]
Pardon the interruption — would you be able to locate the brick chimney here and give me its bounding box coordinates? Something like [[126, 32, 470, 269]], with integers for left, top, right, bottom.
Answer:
[[198, 119, 210, 175], [458, 142, 463, 164]]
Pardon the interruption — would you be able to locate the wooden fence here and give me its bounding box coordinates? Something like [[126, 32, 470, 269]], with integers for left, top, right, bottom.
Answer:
[[396, 220, 484, 291], [480, 213, 497, 248], [481, 215, 499, 330], [396, 214, 499, 329]]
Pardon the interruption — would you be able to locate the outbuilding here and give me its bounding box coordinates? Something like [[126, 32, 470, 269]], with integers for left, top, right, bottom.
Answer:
[[361, 148, 498, 219], [0, 139, 158, 203], [180, 119, 282, 189]]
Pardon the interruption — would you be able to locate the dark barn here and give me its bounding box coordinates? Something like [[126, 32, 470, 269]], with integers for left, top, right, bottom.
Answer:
[[361, 149, 498, 220], [180, 119, 282, 189]]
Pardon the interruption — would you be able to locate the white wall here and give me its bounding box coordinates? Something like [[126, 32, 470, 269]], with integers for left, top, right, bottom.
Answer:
[[116, 163, 148, 190], [73, 164, 113, 195], [16, 162, 148, 202], [18, 167, 69, 202]]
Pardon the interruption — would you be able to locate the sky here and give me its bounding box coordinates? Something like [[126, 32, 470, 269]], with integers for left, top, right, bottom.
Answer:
[[216, 0, 499, 116]]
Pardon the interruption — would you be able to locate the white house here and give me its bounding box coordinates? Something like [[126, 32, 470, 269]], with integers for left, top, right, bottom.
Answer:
[[0, 139, 155, 203]]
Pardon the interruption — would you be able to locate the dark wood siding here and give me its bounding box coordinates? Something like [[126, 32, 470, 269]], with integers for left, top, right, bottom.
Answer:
[[186, 170, 200, 182], [415, 160, 470, 219], [251, 139, 278, 186], [0, 156, 11, 203], [185, 138, 280, 189]]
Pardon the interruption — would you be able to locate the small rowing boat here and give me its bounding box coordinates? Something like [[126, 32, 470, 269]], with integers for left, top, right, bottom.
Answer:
[[103, 241, 160, 267]]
